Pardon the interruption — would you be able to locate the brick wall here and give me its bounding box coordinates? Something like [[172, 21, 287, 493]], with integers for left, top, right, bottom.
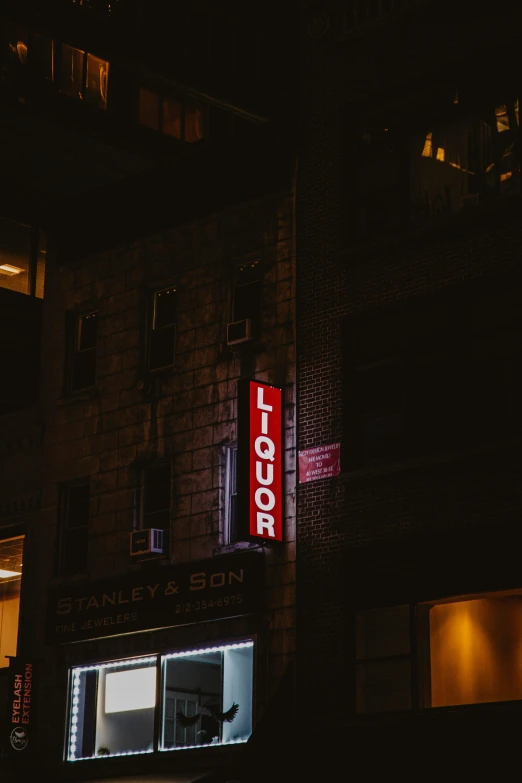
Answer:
[[24, 187, 296, 764], [296, 0, 522, 711]]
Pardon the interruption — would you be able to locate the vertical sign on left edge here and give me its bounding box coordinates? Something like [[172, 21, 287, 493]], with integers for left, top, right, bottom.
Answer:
[[238, 379, 283, 542], [7, 658, 37, 753]]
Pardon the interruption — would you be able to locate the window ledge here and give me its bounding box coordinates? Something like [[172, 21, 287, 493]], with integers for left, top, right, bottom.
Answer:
[[213, 541, 264, 556], [57, 389, 98, 406], [340, 435, 521, 484]]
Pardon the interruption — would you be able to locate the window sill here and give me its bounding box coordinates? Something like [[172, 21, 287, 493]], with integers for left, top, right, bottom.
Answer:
[[58, 388, 98, 405], [213, 541, 264, 556]]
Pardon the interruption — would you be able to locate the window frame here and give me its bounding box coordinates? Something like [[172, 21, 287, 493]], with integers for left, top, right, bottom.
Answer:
[[66, 309, 99, 395], [57, 480, 91, 577], [224, 443, 239, 544], [146, 286, 177, 373], [138, 86, 206, 144], [55, 43, 109, 110], [65, 638, 255, 760], [0, 531, 25, 668]]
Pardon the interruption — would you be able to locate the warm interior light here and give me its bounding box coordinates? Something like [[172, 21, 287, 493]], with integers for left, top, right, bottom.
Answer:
[[0, 264, 24, 276], [104, 667, 156, 713], [0, 569, 21, 579]]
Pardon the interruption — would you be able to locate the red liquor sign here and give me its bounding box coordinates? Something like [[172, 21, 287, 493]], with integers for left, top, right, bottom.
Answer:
[[238, 380, 283, 542], [299, 443, 341, 483]]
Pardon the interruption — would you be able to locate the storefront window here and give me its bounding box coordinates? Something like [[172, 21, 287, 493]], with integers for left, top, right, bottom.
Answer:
[[67, 641, 253, 760], [0, 536, 24, 668]]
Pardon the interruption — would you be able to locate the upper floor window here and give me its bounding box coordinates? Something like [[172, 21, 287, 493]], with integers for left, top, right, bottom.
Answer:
[[0, 218, 45, 298], [139, 88, 205, 143], [148, 287, 176, 371], [356, 589, 522, 714], [68, 311, 98, 393], [353, 87, 520, 241], [56, 44, 109, 109], [224, 444, 238, 544], [67, 641, 254, 759], [0, 535, 24, 668], [139, 463, 171, 531], [58, 482, 90, 576]]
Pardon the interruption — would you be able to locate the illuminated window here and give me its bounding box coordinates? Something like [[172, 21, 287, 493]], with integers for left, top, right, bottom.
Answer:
[[67, 642, 254, 760], [59, 481, 90, 576], [139, 88, 205, 143], [0, 218, 45, 298], [224, 444, 239, 544], [356, 590, 522, 714], [148, 287, 176, 371], [68, 311, 98, 392], [0, 536, 24, 668], [57, 44, 109, 109]]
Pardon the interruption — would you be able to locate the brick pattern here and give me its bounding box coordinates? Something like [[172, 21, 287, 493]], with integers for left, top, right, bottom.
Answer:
[[297, 0, 522, 710]]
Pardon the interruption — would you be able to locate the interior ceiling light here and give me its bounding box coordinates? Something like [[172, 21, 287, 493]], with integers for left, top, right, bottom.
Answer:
[[0, 264, 24, 276], [0, 569, 22, 578]]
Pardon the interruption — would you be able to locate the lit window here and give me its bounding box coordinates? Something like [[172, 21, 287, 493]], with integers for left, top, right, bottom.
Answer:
[[0, 536, 24, 668], [356, 590, 522, 714], [139, 88, 205, 143], [86, 54, 109, 110], [148, 287, 176, 371], [58, 44, 109, 109], [69, 311, 98, 392], [67, 642, 254, 760]]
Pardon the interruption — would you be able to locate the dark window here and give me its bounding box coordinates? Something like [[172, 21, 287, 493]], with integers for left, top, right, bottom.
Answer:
[[69, 311, 98, 392], [139, 88, 204, 143], [148, 287, 176, 371], [225, 444, 238, 543], [59, 482, 90, 576], [356, 589, 522, 714], [232, 260, 262, 324], [140, 463, 171, 530]]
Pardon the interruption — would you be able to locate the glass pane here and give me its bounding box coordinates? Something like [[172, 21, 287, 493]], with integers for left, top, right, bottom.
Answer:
[[68, 484, 90, 529], [78, 312, 98, 351], [61, 44, 84, 99], [429, 592, 522, 707], [356, 658, 411, 714], [185, 104, 204, 143], [149, 326, 176, 370], [85, 54, 109, 110], [143, 464, 171, 516], [63, 527, 88, 576], [163, 98, 182, 138], [139, 88, 160, 130], [356, 605, 410, 660], [153, 288, 176, 329], [0, 536, 24, 668], [69, 658, 157, 760], [71, 349, 96, 391], [0, 218, 31, 295], [36, 230, 46, 298], [161, 642, 253, 750]]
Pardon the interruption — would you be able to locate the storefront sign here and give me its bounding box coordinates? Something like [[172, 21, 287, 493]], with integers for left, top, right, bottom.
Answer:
[[238, 380, 283, 542], [298, 443, 341, 483], [46, 551, 264, 644], [6, 659, 37, 753]]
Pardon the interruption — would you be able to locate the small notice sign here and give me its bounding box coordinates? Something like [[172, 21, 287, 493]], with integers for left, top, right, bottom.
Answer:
[[299, 443, 341, 483]]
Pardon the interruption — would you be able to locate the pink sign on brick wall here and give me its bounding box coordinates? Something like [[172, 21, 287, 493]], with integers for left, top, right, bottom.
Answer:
[[298, 443, 341, 483]]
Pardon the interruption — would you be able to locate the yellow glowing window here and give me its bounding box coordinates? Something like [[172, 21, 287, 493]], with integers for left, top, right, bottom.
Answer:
[[495, 104, 510, 133], [436, 147, 445, 162], [0, 536, 24, 669], [86, 54, 109, 110], [104, 667, 157, 713], [139, 88, 160, 131], [162, 97, 182, 139], [185, 104, 204, 143], [421, 132, 433, 157]]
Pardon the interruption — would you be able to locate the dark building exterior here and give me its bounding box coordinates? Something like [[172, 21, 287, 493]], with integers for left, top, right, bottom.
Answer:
[[0, 2, 296, 781], [296, 0, 522, 774]]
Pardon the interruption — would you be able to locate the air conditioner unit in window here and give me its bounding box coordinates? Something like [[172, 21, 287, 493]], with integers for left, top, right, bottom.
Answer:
[[130, 528, 165, 556], [227, 318, 253, 346]]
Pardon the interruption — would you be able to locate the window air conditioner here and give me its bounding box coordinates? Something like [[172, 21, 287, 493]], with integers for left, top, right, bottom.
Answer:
[[130, 528, 165, 556], [227, 318, 253, 346]]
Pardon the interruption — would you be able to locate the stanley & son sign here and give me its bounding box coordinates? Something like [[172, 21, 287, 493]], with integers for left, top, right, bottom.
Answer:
[[46, 551, 263, 644]]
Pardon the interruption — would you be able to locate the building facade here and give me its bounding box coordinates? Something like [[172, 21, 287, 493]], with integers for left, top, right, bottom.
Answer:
[[297, 0, 522, 774], [0, 1, 296, 781]]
